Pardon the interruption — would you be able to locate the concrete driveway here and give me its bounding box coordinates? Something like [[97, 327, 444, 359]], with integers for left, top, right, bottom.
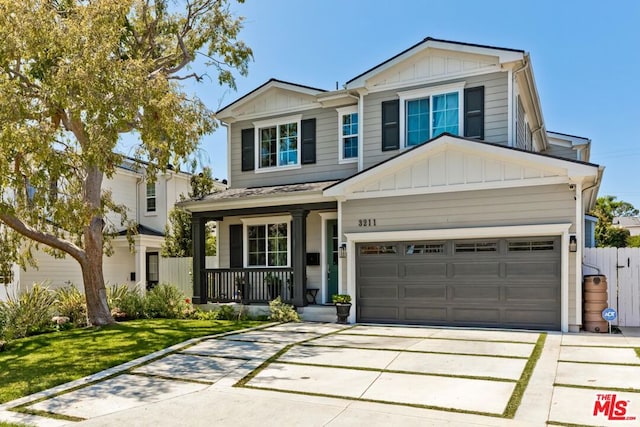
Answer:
[[1, 323, 639, 426]]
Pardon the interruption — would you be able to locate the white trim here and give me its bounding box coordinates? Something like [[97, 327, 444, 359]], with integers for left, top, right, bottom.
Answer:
[[145, 181, 157, 214], [336, 105, 359, 165], [358, 92, 364, 172], [241, 216, 292, 268], [253, 114, 303, 172], [222, 121, 231, 188], [344, 223, 572, 330], [398, 82, 465, 149], [319, 212, 338, 304], [507, 69, 513, 147]]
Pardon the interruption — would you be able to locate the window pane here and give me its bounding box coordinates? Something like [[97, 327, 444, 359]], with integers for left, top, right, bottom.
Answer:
[[343, 136, 358, 158], [260, 127, 277, 168], [432, 92, 458, 137], [278, 123, 298, 166], [406, 98, 429, 146]]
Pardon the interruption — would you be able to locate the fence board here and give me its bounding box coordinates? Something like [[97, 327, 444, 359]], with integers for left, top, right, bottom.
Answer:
[[158, 256, 218, 300], [584, 247, 640, 327]]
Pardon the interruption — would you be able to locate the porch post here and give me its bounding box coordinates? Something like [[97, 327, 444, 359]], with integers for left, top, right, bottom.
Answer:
[[192, 216, 207, 304], [291, 209, 308, 307]]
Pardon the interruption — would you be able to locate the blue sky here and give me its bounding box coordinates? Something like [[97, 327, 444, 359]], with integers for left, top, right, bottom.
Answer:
[[181, 0, 640, 209]]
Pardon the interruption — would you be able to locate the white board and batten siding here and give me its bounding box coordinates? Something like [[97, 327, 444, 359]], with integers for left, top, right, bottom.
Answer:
[[583, 248, 640, 327]]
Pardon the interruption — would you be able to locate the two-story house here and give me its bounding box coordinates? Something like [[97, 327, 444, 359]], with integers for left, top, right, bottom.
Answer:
[[6, 158, 214, 297], [182, 38, 603, 332]]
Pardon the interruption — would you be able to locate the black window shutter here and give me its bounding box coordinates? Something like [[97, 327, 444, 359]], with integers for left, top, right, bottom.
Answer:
[[229, 224, 243, 268], [464, 86, 484, 139], [381, 100, 399, 151], [241, 128, 254, 171], [301, 118, 316, 164]]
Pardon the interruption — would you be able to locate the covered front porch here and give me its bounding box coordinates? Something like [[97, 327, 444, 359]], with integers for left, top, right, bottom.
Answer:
[[182, 181, 340, 308]]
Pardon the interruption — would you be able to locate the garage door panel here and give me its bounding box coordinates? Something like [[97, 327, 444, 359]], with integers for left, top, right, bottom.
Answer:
[[358, 263, 399, 278], [359, 285, 398, 299], [505, 262, 559, 277], [403, 284, 447, 299], [359, 305, 400, 321], [405, 306, 447, 321], [452, 262, 501, 276], [504, 308, 559, 326], [356, 237, 561, 330], [452, 307, 501, 323], [506, 286, 558, 301], [404, 263, 447, 277], [451, 285, 501, 301]]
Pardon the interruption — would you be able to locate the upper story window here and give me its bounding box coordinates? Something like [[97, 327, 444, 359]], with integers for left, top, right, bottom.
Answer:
[[399, 82, 465, 148], [337, 106, 358, 163], [253, 115, 302, 172], [146, 181, 156, 212]]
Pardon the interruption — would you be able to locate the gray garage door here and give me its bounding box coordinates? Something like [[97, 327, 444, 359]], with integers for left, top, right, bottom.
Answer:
[[356, 237, 561, 330]]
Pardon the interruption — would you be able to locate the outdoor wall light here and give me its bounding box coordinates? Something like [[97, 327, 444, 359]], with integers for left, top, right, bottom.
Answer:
[[339, 243, 347, 258], [569, 235, 577, 252]]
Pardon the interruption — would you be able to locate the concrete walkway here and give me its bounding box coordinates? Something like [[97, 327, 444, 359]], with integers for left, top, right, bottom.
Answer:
[[1, 323, 639, 426]]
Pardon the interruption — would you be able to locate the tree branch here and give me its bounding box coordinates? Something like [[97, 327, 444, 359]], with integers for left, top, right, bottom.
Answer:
[[0, 213, 86, 263]]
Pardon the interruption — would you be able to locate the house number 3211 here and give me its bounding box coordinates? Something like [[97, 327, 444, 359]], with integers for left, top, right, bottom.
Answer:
[[358, 219, 377, 227]]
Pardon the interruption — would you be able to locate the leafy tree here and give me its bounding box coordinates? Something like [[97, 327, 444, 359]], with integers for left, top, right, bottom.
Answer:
[[627, 235, 640, 248], [0, 0, 251, 325], [162, 167, 217, 257], [590, 195, 639, 247]]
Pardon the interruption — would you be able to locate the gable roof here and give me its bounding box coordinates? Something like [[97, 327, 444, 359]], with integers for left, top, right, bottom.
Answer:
[[324, 133, 601, 205], [345, 37, 525, 89], [216, 78, 327, 120]]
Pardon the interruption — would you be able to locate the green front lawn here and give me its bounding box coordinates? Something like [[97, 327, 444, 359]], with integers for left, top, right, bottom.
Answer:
[[0, 319, 262, 404]]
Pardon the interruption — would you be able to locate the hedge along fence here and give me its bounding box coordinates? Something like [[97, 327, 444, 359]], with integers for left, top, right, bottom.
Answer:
[[159, 256, 218, 300]]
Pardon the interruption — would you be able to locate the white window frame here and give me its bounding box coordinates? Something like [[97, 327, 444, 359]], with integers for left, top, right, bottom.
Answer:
[[241, 216, 292, 268], [253, 114, 302, 173], [398, 82, 465, 149], [145, 181, 157, 214], [336, 106, 358, 164]]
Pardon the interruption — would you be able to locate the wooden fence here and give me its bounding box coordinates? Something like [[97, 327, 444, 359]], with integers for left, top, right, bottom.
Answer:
[[584, 248, 640, 327], [158, 256, 218, 300]]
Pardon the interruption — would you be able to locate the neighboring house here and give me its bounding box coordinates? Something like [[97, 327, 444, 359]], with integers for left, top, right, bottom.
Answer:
[[613, 216, 640, 236], [7, 159, 224, 297], [182, 37, 603, 332]]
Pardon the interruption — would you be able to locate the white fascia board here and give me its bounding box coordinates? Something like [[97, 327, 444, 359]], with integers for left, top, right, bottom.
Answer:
[[221, 103, 322, 124], [183, 192, 333, 213], [547, 132, 591, 147]]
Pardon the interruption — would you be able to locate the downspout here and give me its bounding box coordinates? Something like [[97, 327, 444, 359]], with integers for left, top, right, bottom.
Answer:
[[574, 181, 583, 328], [507, 68, 513, 146]]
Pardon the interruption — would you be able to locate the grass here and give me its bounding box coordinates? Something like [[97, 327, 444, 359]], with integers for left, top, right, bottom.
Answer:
[[0, 318, 262, 404], [502, 333, 546, 418], [0, 423, 30, 427]]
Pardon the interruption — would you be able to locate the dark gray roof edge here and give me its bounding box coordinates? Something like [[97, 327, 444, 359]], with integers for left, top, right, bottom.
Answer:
[[216, 78, 328, 115], [324, 133, 600, 192], [345, 37, 525, 85]]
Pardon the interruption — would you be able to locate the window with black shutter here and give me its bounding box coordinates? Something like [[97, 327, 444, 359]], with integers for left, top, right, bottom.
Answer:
[[464, 86, 484, 139], [301, 118, 316, 164], [229, 224, 243, 268], [381, 100, 400, 151], [241, 128, 255, 171]]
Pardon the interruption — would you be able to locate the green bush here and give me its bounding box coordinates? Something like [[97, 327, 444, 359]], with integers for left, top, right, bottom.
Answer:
[[268, 297, 300, 322], [145, 283, 190, 319], [214, 304, 248, 321], [0, 283, 55, 340], [107, 284, 146, 320], [190, 307, 219, 320], [54, 285, 87, 327]]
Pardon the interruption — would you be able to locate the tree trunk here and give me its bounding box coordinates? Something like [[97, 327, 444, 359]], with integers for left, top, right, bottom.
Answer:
[[82, 166, 115, 326]]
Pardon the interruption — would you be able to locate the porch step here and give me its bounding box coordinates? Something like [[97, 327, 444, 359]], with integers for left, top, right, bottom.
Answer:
[[299, 305, 336, 323]]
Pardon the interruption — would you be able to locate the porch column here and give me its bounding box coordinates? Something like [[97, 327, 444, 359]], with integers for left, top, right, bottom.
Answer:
[[134, 242, 146, 290], [291, 209, 308, 307], [192, 216, 207, 304]]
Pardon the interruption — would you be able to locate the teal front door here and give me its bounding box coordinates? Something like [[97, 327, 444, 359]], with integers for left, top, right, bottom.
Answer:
[[326, 219, 338, 303]]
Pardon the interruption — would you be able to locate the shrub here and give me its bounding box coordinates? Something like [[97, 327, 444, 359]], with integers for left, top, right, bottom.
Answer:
[[107, 284, 146, 320], [332, 294, 351, 304], [0, 283, 55, 340], [190, 307, 219, 320], [145, 283, 190, 319], [268, 297, 300, 322], [214, 304, 248, 321], [54, 285, 87, 327]]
